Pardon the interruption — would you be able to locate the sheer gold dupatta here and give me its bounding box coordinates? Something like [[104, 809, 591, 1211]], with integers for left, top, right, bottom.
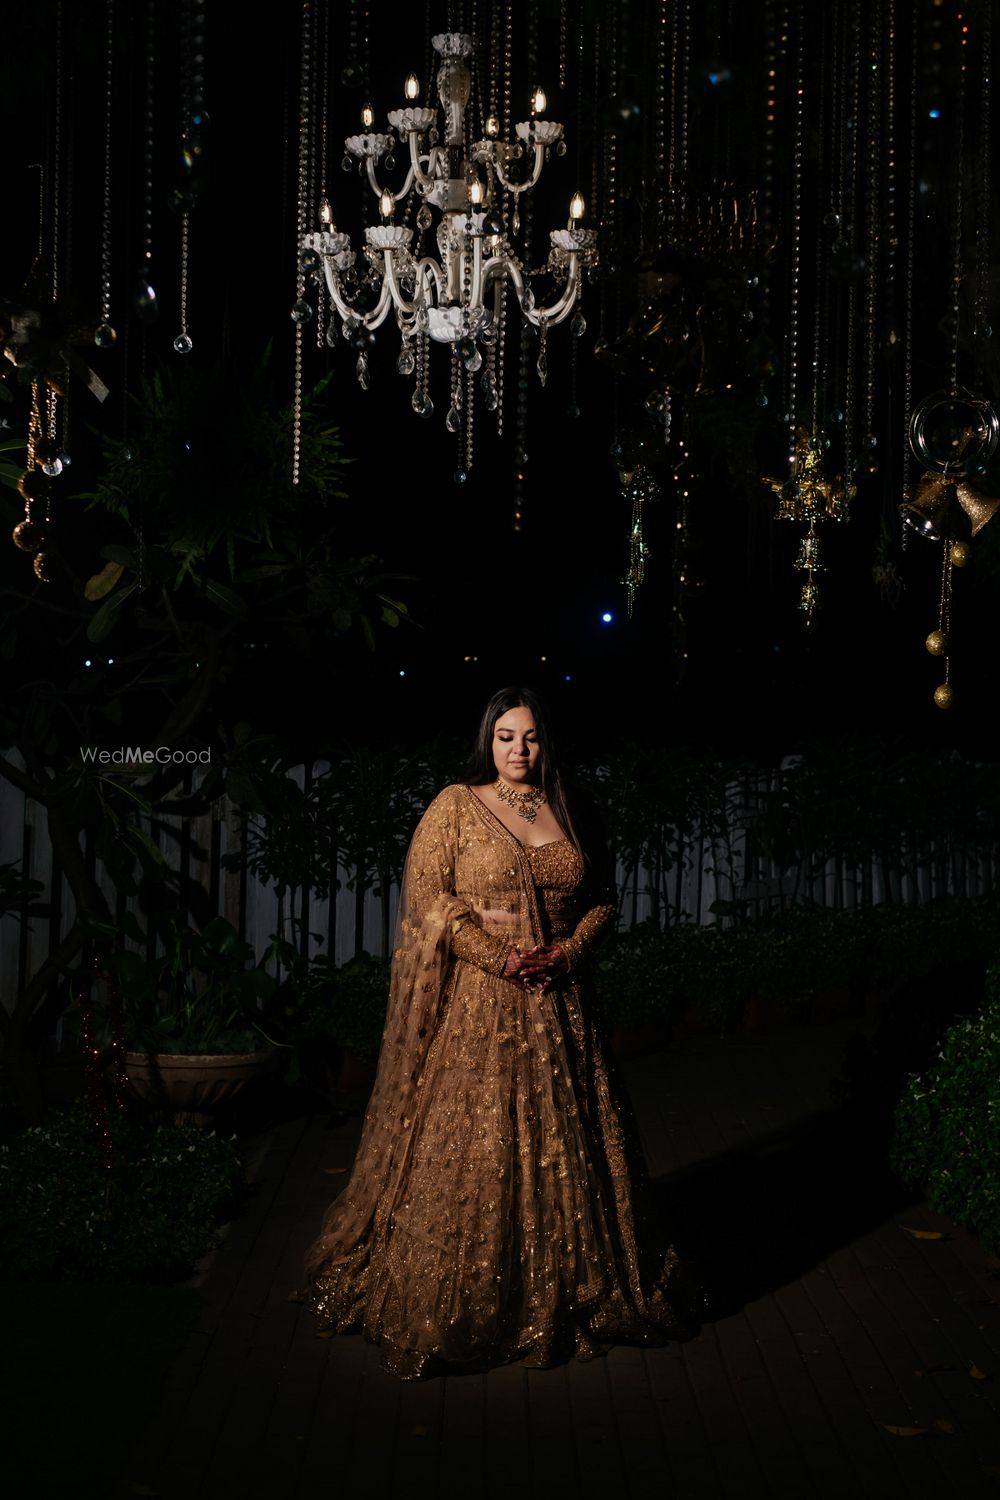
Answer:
[[302, 785, 538, 1305]]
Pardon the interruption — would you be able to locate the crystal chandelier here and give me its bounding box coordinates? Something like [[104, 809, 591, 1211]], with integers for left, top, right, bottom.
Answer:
[[296, 31, 597, 474]]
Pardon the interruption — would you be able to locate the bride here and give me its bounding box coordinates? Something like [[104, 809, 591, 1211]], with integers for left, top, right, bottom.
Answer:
[[297, 686, 704, 1379]]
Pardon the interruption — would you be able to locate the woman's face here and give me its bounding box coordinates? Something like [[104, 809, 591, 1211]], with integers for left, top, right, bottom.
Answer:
[[492, 705, 542, 785]]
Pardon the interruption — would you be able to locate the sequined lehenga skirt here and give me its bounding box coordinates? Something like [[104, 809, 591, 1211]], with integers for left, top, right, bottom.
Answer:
[[296, 958, 704, 1380]]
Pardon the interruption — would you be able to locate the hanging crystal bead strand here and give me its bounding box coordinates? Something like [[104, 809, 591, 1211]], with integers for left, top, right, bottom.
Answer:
[[95, 0, 116, 348], [899, 0, 918, 551], [291, 0, 313, 484], [973, 0, 992, 379], [860, 0, 881, 474], [315, 0, 329, 350]]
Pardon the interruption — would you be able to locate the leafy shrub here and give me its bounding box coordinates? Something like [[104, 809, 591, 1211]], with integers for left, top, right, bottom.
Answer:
[[0, 1106, 243, 1279], [889, 964, 1000, 1254]]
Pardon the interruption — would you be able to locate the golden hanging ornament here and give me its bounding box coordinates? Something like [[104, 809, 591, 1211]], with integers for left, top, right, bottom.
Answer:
[[620, 466, 658, 618], [925, 630, 947, 657], [765, 429, 852, 625]]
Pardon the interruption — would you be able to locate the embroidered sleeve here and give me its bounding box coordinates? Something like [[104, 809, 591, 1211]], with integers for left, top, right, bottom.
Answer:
[[561, 900, 616, 972], [403, 787, 511, 978]]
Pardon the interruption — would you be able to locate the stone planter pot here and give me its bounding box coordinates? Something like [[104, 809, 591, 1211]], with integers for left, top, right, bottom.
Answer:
[[124, 1047, 279, 1125]]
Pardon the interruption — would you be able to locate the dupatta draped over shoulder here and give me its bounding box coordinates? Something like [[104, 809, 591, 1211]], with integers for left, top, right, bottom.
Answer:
[[299, 783, 702, 1379]]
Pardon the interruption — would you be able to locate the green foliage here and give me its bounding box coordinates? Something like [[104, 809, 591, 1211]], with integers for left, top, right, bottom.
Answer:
[[890, 963, 1000, 1254], [78, 911, 275, 1055], [267, 947, 390, 1060], [591, 897, 1000, 1033], [0, 1105, 243, 1279]]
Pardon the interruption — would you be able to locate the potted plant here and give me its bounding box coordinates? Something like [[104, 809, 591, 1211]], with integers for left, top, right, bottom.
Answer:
[[79, 911, 279, 1124]]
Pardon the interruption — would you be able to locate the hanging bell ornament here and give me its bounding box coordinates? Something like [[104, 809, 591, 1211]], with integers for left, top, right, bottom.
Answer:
[[899, 473, 953, 540], [925, 630, 947, 656], [954, 480, 1000, 537], [949, 540, 971, 567], [933, 683, 954, 710]]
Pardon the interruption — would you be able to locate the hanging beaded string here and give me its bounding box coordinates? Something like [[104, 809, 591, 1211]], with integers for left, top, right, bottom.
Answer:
[[137, 0, 156, 340], [899, 0, 918, 547], [51, 2, 63, 313], [810, 8, 828, 443], [95, 0, 116, 349], [172, 0, 199, 356], [497, 0, 512, 441], [291, 0, 313, 484], [677, 0, 691, 230], [860, 0, 881, 472], [972, 1, 991, 387], [76, 966, 116, 1176], [757, 0, 776, 410], [315, 0, 329, 351], [513, 3, 537, 510], [947, 4, 966, 398], [654, 0, 667, 244], [784, 0, 803, 460], [841, 0, 862, 494]]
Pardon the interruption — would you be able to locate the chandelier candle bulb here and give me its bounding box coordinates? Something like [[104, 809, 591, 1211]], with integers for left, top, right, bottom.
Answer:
[[361, 102, 375, 129], [299, 30, 596, 446], [532, 86, 547, 116]]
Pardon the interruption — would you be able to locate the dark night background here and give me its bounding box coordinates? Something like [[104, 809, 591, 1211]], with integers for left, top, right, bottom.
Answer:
[[3, 0, 999, 762]]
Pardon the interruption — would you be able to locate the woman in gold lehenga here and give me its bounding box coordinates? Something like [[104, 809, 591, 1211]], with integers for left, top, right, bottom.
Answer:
[[298, 686, 705, 1379]]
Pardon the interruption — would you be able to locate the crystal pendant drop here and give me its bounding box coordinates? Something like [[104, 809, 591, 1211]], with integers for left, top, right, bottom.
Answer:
[[464, 349, 483, 373], [299, 247, 321, 273], [411, 389, 433, 418], [396, 346, 416, 376], [341, 155, 352, 172], [326, 316, 338, 348], [512, 208, 521, 235], [41, 457, 64, 477], [480, 322, 497, 346], [571, 310, 586, 337], [521, 286, 535, 313], [173, 332, 193, 354], [356, 352, 370, 390], [481, 377, 499, 412], [291, 299, 314, 325], [454, 468, 468, 485], [536, 351, 548, 386], [416, 204, 433, 231], [445, 405, 462, 434], [94, 323, 117, 348]]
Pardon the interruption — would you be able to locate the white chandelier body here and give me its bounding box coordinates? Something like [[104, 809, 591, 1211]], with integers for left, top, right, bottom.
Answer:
[[297, 32, 597, 460]]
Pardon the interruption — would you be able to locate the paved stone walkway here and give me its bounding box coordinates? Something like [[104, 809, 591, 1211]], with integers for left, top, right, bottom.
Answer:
[[118, 1018, 1000, 1500]]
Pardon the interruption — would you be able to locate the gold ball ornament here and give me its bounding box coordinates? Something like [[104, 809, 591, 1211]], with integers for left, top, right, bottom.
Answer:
[[949, 540, 971, 567], [925, 629, 948, 656], [933, 683, 955, 710], [12, 519, 46, 552], [32, 552, 52, 583]]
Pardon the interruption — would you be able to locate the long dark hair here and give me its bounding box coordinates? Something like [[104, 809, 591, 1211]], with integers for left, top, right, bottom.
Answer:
[[462, 685, 610, 887]]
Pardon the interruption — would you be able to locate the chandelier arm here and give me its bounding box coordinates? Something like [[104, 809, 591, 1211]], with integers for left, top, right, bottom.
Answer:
[[508, 257, 581, 328], [407, 133, 440, 191], [469, 235, 485, 309], [414, 256, 447, 303], [365, 158, 386, 199], [493, 143, 545, 196], [319, 263, 395, 329], [321, 267, 363, 323]]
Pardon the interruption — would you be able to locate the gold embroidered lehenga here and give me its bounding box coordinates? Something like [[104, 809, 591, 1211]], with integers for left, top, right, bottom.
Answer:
[[298, 783, 703, 1379]]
